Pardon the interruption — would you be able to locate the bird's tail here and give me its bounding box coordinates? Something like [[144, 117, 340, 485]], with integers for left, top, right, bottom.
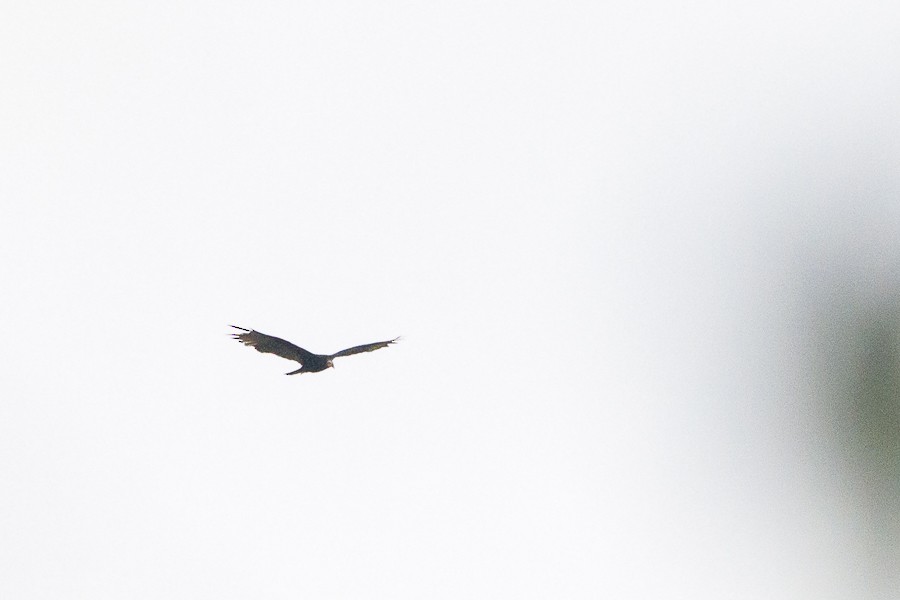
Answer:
[[285, 367, 304, 375]]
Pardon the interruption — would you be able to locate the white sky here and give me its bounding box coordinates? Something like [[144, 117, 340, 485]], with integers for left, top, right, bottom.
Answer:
[[2, 1, 900, 598]]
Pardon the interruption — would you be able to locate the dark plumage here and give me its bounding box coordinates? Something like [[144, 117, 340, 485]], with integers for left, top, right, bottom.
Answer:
[[230, 325, 399, 375]]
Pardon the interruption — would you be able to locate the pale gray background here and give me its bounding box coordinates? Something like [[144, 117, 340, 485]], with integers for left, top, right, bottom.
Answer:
[[2, 1, 899, 598]]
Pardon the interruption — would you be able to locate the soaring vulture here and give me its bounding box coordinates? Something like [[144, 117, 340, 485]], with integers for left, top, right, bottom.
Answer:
[[230, 325, 399, 375]]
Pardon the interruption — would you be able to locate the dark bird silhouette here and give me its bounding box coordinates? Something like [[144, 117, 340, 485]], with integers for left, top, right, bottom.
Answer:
[[230, 325, 399, 375]]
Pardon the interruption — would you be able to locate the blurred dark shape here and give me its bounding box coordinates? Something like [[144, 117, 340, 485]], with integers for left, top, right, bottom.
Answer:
[[804, 271, 900, 597], [846, 311, 900, 590]]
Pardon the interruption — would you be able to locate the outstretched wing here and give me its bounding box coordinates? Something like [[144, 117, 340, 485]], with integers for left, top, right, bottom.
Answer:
[[230, 325, 317, 365], [330, 337, 400, 359]]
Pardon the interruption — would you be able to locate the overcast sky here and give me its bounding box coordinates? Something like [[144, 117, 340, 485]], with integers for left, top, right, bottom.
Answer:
[[2, 1, 900, 598]]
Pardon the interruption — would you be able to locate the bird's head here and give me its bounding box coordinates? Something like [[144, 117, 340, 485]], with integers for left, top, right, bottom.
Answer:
[[326, 359, 334, 369]]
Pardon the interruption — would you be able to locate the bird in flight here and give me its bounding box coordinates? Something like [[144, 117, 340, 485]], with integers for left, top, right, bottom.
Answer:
[[230, 325, 399, 375]]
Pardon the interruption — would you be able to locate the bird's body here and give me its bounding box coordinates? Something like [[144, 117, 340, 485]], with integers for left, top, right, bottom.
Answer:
[[230, 325, 398, 375]]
